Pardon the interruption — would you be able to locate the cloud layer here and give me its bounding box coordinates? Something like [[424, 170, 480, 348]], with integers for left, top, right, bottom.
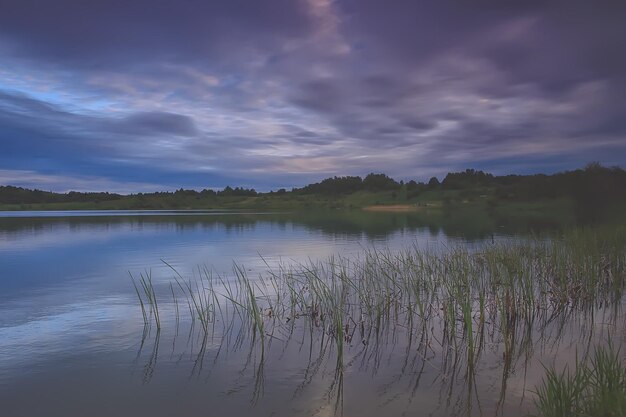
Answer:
[[1, 0, 625, 191]]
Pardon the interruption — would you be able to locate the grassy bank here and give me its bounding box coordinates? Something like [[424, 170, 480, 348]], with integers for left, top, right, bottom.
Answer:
[[0, 188, 434, 211], [2, 165, 624, 226], [0, 186, 577, 221]]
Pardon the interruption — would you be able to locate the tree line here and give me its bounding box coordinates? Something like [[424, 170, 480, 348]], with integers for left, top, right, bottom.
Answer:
[[1, 164, 625, 214]]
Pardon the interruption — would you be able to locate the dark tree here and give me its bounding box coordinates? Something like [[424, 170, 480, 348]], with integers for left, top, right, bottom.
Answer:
[[363, 173, 401, 191], [428, 177, 440, 189]]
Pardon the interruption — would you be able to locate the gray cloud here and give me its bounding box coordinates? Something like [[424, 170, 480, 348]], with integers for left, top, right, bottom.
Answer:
[[116, 112, 198, 137], [0, 0, 625, 191]]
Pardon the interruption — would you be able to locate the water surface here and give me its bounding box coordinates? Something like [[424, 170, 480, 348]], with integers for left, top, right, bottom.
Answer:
[[0, 210, 618, 416]]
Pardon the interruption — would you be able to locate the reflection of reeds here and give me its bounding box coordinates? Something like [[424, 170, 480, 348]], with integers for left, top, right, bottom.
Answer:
[[130, 226, 625, 414]]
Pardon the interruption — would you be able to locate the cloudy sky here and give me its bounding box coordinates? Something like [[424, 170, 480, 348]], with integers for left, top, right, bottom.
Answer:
[[1, 0, 625, 192]]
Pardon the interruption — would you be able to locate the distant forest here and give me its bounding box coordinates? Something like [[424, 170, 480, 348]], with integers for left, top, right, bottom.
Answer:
[[2, 163, 625, 218]]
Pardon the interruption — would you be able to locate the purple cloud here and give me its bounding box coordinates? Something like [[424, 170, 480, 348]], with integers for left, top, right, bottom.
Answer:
[[0, 0, 624, 191]]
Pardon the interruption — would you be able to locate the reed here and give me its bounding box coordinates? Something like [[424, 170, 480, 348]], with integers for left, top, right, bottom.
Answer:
[[130, 270, 161, 330], [130, 226, 625, 411], [534, 344, 626, 417]]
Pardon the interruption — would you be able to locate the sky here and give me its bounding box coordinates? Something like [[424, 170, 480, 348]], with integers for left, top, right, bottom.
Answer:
[[0, 0, 625, 193]]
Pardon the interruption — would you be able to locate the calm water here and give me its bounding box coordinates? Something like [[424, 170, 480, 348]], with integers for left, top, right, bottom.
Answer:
[[0, 210, 617, 416]]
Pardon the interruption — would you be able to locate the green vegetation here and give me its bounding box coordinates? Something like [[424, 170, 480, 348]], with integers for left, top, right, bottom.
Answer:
[[130, 270, 161, 330], [2, 164, 625, 223], [133, 225, 625, 414], [534, 345, 626, 417]]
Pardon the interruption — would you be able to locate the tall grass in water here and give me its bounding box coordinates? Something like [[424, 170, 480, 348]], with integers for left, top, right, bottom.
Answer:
[[233, 264, 266, 344], [534, 344, 626, 417], [133, 225, 626, 352], [130, 270, 161, 330], [130, 226, 625, 412]]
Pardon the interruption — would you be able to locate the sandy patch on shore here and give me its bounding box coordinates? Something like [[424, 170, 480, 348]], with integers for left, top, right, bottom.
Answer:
[[363, 204, 421, 212]]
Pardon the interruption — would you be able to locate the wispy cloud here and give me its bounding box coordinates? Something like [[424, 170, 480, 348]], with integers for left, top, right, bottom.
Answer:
[[0, 1, 624, 191]]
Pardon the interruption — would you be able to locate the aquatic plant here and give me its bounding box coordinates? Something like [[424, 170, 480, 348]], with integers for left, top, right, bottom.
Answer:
[[130, 270, 161, 330], [534, 344, 626, 417], [130, 226, 626, 414]]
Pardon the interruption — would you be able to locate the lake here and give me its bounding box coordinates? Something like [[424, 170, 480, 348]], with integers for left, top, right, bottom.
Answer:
[[0, 210, 622, 416]]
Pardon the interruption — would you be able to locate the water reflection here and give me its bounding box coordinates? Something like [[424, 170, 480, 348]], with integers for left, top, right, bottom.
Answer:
[[127, 240, 622, 416], [0, 208, 569, 241], [0, 211, 614, 417], [128, 297, 619, 416]]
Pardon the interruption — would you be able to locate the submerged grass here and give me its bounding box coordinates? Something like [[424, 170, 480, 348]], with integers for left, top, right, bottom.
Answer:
[[131, 225, 626, 414]]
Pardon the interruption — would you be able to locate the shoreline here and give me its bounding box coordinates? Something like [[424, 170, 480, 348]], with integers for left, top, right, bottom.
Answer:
[[363, 204, 423, 212]]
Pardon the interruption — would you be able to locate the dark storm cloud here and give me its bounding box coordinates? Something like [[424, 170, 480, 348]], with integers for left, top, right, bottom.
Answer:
[[117, 112, 198, 137], [0, 0, 625, 191], [284, 1, 626, 163], [0, 90, 231, 187], [476, 4, 626, 93], [0, 0, 313, 68]]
